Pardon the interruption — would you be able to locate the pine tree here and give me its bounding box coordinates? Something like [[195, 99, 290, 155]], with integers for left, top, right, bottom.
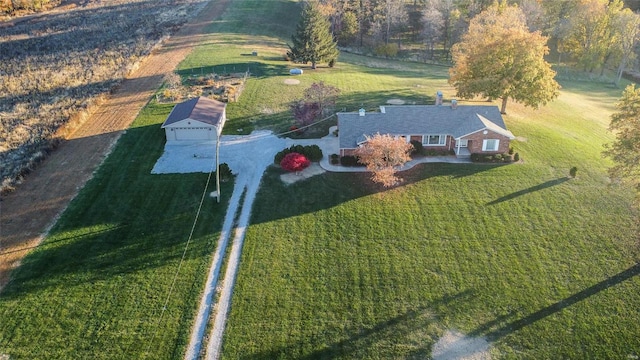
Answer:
[[288, 1, 339, 69]]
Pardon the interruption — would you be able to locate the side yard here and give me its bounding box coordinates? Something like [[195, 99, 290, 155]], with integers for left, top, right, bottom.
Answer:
[[0, 103, 233, 359]]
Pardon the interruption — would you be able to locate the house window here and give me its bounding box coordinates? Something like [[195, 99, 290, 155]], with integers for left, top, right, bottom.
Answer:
[[482, 139, 500, 151], [423, 135, 446, 146]]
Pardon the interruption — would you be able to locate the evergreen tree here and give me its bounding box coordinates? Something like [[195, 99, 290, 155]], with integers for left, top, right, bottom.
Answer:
[[288, 1, 339, 69]]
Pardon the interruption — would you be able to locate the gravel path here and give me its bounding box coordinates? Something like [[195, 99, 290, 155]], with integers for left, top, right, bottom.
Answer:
[[182, 131, 335, 359], [184, 131, 285, 359], [432, 330, 491, 360]]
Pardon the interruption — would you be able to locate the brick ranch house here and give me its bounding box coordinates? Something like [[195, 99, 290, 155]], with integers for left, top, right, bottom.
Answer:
[[337, 101, 515, 158]]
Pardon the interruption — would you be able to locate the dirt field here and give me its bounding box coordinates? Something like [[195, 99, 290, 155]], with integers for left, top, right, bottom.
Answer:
[[0, 0, 231, 290]]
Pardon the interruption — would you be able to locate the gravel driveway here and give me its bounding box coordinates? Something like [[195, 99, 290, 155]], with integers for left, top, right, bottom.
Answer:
[[173, 130, 339, 360]]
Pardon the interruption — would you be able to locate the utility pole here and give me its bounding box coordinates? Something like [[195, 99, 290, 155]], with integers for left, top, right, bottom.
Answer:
[[215, 130, 221, 203]]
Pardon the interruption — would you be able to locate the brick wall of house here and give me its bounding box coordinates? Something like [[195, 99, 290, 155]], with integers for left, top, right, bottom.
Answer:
[[461, 130, 511, 154], [340, 148, 357, 157]]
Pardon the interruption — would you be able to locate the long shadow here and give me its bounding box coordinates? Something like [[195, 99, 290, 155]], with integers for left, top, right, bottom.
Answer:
[[486, 177, 571, 205], [178, 61, 290, 79], [470, 263, 640, 341], [238, 290, 473, 359], [0, 123, 231, 298], [249, 162, 497, 226]]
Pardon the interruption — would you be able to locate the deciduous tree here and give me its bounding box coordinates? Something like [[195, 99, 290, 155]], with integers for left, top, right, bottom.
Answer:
[[354, 133, 413, 187], [603, 84, 640, 201], [291, 81, 341, 129], [290, 100, 321, 128], [448, 1, 559, 114], [612, 8, 640, 86], [288, 1, 340, 69], [303, 81, 340, 117]]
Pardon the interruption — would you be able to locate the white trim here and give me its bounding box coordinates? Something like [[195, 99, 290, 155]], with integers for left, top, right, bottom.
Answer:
[[457, 127, 489, 139], [457, 139, 468, 148], [422, 134, 446, 146], [482, 139, 500, 151]]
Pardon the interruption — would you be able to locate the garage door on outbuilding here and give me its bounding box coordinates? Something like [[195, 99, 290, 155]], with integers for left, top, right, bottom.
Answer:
[[161, 97, 226, 143]]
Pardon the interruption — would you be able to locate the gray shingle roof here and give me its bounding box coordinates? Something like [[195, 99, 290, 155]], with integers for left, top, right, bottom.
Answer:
[[338, 105, 514, 148], [162, 97, 226, 128]]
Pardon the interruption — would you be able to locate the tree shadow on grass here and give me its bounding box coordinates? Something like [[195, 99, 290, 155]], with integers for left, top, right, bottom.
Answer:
[[177, 61, 290, 79], [469, 262, 640, 341], [235, 290, 473, 360], [0, 123, 232, 299], [250, 163, 497, 225], [486, 177, 571, 206]]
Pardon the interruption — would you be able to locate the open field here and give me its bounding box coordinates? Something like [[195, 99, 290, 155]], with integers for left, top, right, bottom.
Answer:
[[0, 0, 207, 193]]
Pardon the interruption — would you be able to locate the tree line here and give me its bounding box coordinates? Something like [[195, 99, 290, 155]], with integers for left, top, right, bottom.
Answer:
[[316, 0, 640, 81]]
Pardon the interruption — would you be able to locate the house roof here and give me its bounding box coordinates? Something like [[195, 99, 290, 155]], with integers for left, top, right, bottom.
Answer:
[[161, 97, 226, 128], [338, 104, 514, 148]]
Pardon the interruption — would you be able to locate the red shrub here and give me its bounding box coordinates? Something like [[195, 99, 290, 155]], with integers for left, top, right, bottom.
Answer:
[[280, 152, 310, 172]]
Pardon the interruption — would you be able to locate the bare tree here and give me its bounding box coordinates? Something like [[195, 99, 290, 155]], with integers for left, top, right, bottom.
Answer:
[[422, 6, 444, 58]]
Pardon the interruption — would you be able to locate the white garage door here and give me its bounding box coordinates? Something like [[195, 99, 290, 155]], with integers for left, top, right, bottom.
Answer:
[[174, 127, 213, 141]]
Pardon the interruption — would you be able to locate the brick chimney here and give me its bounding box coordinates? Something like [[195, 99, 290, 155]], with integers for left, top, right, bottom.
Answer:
[[451, 99, 458, 109]]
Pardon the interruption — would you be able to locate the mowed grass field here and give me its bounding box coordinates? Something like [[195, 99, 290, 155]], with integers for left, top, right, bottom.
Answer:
[[0, 103, 233, 359], [1, 0, 639, 359]]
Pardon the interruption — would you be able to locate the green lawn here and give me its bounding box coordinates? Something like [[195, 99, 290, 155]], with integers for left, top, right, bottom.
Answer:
[[225, 161, 640, 358], [0, 102, 233, 359], [221, 84, 640, 358]]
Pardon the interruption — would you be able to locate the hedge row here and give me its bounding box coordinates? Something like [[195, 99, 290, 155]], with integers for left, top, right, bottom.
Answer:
[[339, 155, 365, 167], [470, 152, 519, 163], [410, 140, 455, 156], [274, 145, 323, 164]]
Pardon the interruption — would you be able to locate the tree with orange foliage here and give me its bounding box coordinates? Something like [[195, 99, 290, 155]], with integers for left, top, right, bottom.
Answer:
[[354, 133, 413, 187]]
